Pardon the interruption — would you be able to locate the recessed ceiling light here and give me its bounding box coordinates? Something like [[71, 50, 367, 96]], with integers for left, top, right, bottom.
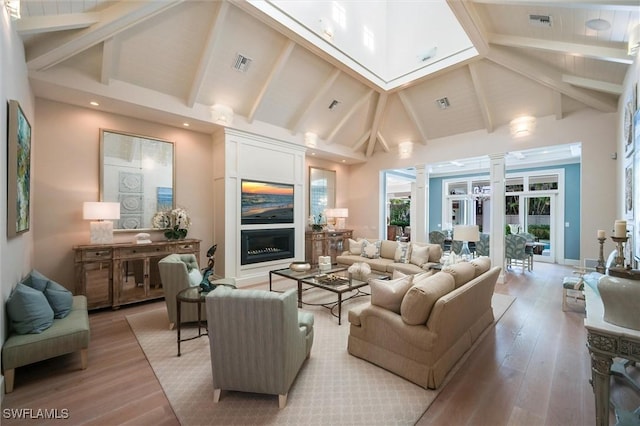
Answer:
[[586, 18, 611, 31], [182, 122, 190, 127], [90, 101, 99, 106]]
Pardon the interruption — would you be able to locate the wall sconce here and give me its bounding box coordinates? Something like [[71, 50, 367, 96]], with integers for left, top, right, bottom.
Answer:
[[398, 141, 413, 159], [5, 0, 20, 20], [629, 24, 640, 56], [83, 202, 120, 244], [510, 116, 536, 138], [304, 132, 318, 148], [325, 208, 349, 230], [211, 104, 234, 126]]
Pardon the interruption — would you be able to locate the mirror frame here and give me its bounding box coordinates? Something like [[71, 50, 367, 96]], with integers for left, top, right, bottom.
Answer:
[[100, 129, 175, 231], [309, 166, 336, 221]]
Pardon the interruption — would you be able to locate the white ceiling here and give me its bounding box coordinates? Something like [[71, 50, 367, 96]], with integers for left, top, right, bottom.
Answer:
[[14, 0, 639, 166]]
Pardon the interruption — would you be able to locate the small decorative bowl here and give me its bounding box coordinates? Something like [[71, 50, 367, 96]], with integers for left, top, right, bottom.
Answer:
[[289, 261, 311, 272]]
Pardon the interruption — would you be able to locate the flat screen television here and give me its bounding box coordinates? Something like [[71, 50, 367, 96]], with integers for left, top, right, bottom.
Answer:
[[241, 179, 294, 224]]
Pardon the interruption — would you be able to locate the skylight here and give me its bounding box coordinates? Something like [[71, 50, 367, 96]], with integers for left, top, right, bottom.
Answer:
[[248, 1, 478, 91]]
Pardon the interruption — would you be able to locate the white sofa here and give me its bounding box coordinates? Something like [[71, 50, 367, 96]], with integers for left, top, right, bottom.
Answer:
[[336, 238, 443, 275]]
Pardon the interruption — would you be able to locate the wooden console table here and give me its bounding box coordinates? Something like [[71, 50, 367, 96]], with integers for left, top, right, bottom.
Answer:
[[74, 239, 200, 309], [305, 229, 352, 266], [584, 279, 640, 425]]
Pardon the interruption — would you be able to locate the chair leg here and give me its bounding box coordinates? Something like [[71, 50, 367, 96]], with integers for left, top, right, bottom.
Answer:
[[562, 288, 568, 311], [4, 369, 15, 393], [213, 389, 221, 403], [80, 348, 88, 369], [278, 393, 288, 409]]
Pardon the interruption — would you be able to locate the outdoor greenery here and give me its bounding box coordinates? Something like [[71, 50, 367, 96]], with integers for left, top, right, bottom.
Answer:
[[528, 224, 550, 240], [389, 198, 410, 227]]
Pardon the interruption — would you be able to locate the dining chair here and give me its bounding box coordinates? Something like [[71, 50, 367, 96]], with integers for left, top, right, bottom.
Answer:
[[505, 233, 529, 273]]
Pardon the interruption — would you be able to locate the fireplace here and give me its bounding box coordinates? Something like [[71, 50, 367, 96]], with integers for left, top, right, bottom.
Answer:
[[241, 228, 295, 265]]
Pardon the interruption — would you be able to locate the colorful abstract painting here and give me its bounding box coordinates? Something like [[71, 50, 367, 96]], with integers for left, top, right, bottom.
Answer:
[[7, 100, 31, 237]]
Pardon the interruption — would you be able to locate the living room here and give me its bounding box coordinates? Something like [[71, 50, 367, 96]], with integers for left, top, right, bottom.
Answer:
[[1, 0, 639, 424]]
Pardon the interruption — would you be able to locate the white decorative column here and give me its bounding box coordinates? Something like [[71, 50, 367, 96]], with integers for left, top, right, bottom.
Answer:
[[489, 153, 506, 281], [414, 164, 428, 242]]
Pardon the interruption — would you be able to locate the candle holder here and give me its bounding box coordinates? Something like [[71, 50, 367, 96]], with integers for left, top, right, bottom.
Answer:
[[611, 236, 628, 268], [596, 237, 606, 273]]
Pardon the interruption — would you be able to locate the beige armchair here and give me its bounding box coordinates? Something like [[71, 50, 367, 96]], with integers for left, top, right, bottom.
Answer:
[[158, 253, 204, 330], [205, 286, 314, 408]]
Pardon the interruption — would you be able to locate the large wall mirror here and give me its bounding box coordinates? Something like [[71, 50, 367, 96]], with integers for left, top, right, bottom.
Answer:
[[309, 167, 336, 221], [100, 129, 175, 230]]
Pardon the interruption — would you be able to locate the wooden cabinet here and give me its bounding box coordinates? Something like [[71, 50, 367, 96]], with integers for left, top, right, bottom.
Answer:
[[74, 239, 200, 310], [305, 230, 352, 266]]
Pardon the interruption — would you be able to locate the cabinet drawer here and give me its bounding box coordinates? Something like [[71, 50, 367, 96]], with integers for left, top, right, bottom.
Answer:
[[174, 242, 199, 253], [80, 249, 112, 261], [116, 246, 172, 258]]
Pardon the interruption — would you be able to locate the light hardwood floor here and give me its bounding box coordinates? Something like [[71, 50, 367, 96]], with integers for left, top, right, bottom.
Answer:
[[2, 262, 635, 425]]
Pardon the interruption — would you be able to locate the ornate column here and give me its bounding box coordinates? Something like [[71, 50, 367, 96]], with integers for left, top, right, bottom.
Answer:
[[414, 164, 428, 242], [489, 153, 506, 279]]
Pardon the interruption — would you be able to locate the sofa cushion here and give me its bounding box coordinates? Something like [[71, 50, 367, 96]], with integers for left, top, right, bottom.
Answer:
[[388, 262, 426, 275], [470, 256, 491, 277], [348, 238, 364, 254], [370, 275, 414, 314], [442, 262, 476, 288], [44, 280, 74, 319], [361, 240, 381, 259], [410, 245, 430, 267], [412, 270, 435, 285], [379, 240, 398, 260], [400, 272, 455, 325], [7, 283, 55, 334], [394, 242, 410, 263]]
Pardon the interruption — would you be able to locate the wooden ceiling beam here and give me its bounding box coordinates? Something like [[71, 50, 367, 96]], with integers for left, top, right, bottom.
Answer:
[[398, 91, 429, 145], [562, 74, 623, 95], [352, 129, 372, 152], [289, 69, 340, 134], [26, 0, 184, 71], [468, 62, 494, 133], [326, 89, 374, 144], [100, 38, 114, 85], [377, 131, 390, 153], [366, 93, 388, 157], [17, 12, 100, 35], [187, 1, 229, 108], [248, 40, 295, 122]]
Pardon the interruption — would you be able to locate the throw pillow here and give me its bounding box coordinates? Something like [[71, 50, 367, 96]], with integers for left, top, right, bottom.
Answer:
[[25, 269, 50, 292], [188, 268, 203, 287], [392, 269, 407, 280], [394, 242, 410, 263], [348, 238, 364, 254], [400, 273, 455, 325], [6, 283, 55, 334], [44, 280, 74, 319], [442, 262, 476, 288], [361, 240, 381, 259], [410, 245, 430, 267], [370, 275, 414, 314]]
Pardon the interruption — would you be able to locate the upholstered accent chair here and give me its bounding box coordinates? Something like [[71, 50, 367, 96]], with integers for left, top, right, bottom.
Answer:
[[158, 254, 205, 330], [428, 230, 447, 251], [475, 233, 490, 257], [505, 233, 529, 273], [205, 286, 314, 408]]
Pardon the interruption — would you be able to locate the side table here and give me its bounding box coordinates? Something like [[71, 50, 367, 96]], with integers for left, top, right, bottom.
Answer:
[[176, 286, 208, 357]]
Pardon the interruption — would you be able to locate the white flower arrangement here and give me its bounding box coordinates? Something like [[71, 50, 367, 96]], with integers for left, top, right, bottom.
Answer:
[[153, 208, 191, 239]]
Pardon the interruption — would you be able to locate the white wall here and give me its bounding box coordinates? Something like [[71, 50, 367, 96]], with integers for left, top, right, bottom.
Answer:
[[0, 9, 35, 396], [346, 109, 618, 263]]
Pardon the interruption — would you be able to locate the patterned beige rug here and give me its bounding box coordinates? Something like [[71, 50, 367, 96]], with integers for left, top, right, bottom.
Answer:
[[127, 291, 514, 425]]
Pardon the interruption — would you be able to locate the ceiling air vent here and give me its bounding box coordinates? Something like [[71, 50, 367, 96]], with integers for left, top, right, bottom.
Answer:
[[435, 97, 450, 110], [529, 14, 552, 27], [232, 54, 252, 72]]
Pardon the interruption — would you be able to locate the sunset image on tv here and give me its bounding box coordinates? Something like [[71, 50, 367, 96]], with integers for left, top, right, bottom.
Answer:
[[241, 180, 294, 224]]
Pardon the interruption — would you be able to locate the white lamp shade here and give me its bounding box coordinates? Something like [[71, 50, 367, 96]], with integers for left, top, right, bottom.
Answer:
[[83, 202, 120, 220], [453, 225, 480, 242]]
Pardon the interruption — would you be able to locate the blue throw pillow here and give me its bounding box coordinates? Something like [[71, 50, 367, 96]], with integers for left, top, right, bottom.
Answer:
[[24, 269, 50, 292], [7, 283, 54, 334], [44, 280, 73, 319]]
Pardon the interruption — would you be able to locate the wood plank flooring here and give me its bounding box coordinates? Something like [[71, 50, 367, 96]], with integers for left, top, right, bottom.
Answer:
[[2, 262, 636, 425]]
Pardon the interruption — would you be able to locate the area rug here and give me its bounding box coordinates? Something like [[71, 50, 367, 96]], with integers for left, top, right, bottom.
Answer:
[[127, 292, 515, 425]]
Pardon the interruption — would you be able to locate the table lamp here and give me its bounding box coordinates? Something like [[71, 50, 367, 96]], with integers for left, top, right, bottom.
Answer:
[[453, 225, 480, 262], [83, 202, 120, 244]]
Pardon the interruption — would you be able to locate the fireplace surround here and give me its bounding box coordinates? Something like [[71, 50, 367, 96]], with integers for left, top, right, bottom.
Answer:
[[241, 228, 295, 265]]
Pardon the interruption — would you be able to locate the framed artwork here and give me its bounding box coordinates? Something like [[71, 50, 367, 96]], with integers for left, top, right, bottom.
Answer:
[[240, 179, 294, 224], [7, 100, 32, 237], [625, 156, 633, 219]]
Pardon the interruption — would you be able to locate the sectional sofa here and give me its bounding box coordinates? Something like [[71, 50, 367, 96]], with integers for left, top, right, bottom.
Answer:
[[336, 238, 443, 275], [347, 257, 500, 389]]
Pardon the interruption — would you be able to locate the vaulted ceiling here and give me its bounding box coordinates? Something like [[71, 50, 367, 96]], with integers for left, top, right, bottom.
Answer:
[[16, 0, 639, 164]]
